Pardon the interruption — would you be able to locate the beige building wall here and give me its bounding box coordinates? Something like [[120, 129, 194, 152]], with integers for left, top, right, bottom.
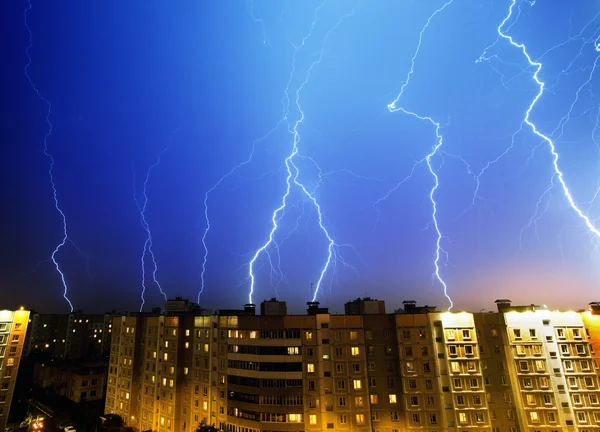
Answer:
[[104, 301, 600, 432], [0, 308, 30, 431]]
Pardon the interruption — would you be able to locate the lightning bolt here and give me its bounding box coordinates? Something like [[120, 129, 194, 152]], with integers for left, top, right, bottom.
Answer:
[[135, 129, 179, 311], [198, 121, 285, 304], [248, 0, 269, 46], [247, 1, 359, 305], [484, 0, 600, 251], [379, 0, 455, 310], [24, 0, 74, 312]]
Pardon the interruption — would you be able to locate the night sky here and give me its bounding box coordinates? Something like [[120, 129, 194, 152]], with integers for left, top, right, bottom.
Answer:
[[3, 0, 600, 314]]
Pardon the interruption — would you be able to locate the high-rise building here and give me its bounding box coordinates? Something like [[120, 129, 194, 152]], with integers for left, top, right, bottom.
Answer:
[[24, 312, 113, 359], [105, 298, 600, 432], [0, 308, 30, 431]]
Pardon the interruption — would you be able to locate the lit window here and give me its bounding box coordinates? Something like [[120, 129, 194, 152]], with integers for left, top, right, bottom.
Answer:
[[451, 361, 460, 373], [163, 353, 168, 361], [162, 378, 167, 386], [165, 341, 169, 348], [530, 412, 539, 423], [204, 344, 209, 353], [389, 394, 397, 403], [203, 402, 208, 411], [526, 394, 535, 405], [309, 415, 317, 425], [350, 331, 357, 340], [125, 392, 130, 400], [185, 342, 189, 349], [169, 379, 174, 388], [370, 394, 378, 404], [351, 347, 360, 356], [459, 412, 467, 423], [287, 346, 299, 355], [184, 367, 188, 375], [307, 364, 315, 373], [306, 331, 313, 340], [354, 396, 363, 407], [355, 414, 365, 425], [185, 329, 190, 336], [353, 379, 362, 390]]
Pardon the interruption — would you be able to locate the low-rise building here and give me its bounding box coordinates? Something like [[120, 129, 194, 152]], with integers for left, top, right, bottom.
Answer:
[[33, 361, 107, 403]]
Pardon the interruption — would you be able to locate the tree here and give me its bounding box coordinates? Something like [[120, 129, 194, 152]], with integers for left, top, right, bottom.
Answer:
[[102, 414, 125, 432], [195, 419, 218, 432]]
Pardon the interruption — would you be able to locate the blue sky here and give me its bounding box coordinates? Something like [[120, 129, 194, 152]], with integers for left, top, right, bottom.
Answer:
[[3, 0, 600, 313]]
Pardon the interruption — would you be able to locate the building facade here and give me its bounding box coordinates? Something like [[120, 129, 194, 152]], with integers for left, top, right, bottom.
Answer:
[[0, 308, 30, 430], [105, 298, 600, 432], [24, 312, 112, 359], [33, 361, 107, 403]]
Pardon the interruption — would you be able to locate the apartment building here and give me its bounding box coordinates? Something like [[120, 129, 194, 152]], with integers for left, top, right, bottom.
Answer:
[[0, 308, 30, 431], [105, 298, 600, 432], [25, 311, 112, 359]]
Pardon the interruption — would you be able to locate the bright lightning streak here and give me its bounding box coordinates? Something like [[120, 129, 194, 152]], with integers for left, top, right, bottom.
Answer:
[[24, 0, 74, 312], [248, 1, 358, 305], [384, 0, 455, 311], [486, 0, 600, 249], [135, 129, 179, 312]]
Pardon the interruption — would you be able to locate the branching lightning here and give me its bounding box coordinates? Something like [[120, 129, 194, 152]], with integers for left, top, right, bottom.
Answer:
[[24, 0, 74, 312], [247, 1, 359, 305], [481, 0, 600, 250], [378, 0, 455, 310], [198, 121, 285, 304], [135, 129, 179, 311]]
